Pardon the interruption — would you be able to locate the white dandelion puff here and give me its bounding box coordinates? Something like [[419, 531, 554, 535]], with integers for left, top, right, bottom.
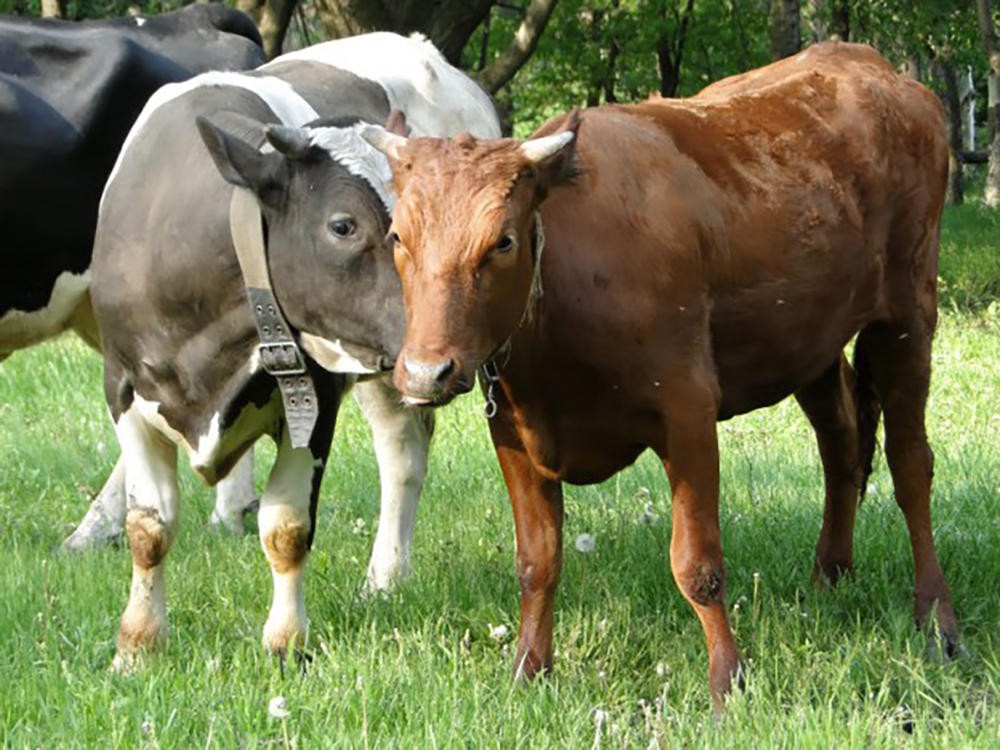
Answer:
[[575, 533, 596, 553], [639, 503, 660, 525], [488, 623, 510, 642], [268, 696, 290, 719]]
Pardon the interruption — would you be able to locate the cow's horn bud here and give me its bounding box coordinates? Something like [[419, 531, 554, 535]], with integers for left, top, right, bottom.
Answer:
[[361, 125, 408, 161], [519, 131, 575, 165]]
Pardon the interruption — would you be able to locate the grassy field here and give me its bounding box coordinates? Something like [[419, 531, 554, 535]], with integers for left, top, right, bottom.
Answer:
[[1, 205, 998, 747]]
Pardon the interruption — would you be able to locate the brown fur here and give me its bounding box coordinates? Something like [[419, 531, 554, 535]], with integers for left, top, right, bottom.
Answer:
[[125, 507, 170, 570], [383, 42, 959, 705], [262, 520, 310, 574]]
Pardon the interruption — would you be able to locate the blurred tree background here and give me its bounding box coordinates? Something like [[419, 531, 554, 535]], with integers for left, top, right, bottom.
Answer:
[[2, 0, 998, 204]]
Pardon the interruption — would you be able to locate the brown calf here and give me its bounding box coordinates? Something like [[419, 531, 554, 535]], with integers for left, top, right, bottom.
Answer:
[[364, 42, 959, 707]]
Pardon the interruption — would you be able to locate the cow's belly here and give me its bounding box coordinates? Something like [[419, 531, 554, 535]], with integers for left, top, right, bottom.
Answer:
[[129, 383, 280, 485], [711, 271, 880, 418], [0, 269, 92, 355]]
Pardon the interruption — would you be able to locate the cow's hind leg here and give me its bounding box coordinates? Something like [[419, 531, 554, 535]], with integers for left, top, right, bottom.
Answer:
[[210, 448, 258, 535], [795, 354, 863, 585], [353, 377, 434, 593], [259, 383, 339, 659], [63, 457, 127, 550], [855, 319, 959, 655], [111, 406, 180, 671]]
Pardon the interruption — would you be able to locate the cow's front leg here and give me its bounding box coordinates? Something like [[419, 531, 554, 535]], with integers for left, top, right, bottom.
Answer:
[[63, 457, 127, 550], [489, 410, 563, 680], [210, 448, 258, 535], [353, 377, 434, 592], [111, 405, 180, 671], [260, 381, 339, 658], [662, 378, 742, 711]]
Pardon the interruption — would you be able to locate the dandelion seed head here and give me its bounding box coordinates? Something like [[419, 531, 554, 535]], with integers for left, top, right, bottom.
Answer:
[[488, 623, 510, 642], [268, 696, 290, 720], [575, 533, 596, 553]]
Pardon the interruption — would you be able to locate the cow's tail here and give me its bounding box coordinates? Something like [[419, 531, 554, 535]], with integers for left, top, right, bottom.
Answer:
[[853, 339, 881, 503]]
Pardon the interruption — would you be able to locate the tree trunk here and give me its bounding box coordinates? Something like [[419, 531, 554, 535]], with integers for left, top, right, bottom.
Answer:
[[933, 58, 965, 205], [903, 53, 922, 82], [40, 0, 65, 18], [655, 0, 696, 97], [478, 0, 561, 94], [236, 0, 297, 59], [830, 0, 849, 41], [976, 0, 1000, 206], [260, 0, 298, 59], [585, 9, 604, 107], [769, 0, 801, 60], [313, 0, 494, 66]]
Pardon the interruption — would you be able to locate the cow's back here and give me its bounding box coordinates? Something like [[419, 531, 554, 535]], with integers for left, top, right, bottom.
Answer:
[[531, 42, 947, 423], [273, 32, 500, 138], [0, 3, 264, 329]]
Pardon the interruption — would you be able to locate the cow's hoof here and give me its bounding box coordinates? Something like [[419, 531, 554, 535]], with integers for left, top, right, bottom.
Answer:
[[62, 507, 124, 551], [811, 558, 852, 588], [109, 650, 142, 675], [272, 647, 314, 678], [924, 629, 966, 662], [62, 528, 122, 551], [361, 564, 408, 599], [512, 648, 552, 683], [263, 620, 308, 659]]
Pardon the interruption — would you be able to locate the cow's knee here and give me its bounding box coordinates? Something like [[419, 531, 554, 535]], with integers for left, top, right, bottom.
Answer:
[[262, 517, 310, 574], [126, 507, 174, 569], [673, 559, 726, 608]]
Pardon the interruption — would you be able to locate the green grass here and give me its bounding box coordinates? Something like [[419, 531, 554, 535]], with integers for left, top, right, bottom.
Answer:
[[1, 208, 999, 747], [939, 204, 1000, 312]]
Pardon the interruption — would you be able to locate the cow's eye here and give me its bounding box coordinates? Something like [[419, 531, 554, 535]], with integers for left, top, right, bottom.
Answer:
[[328, 215, 356, 238], [495, 235, 515, 254], [386, 231, 400, 246]]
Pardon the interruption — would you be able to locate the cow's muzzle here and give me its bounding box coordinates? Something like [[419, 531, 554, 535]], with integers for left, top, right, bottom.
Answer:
[[395, 354, 471, 406]]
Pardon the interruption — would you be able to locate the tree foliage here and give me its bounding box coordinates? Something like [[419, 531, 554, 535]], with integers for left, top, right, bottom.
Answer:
[[2, 0, 996, 151]]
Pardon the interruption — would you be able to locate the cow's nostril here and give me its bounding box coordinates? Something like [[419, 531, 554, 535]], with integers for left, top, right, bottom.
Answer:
[[403, 356, 455, 389], [435, 358, 454, 384]]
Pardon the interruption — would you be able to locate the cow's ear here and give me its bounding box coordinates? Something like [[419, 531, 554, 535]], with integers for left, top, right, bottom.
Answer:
[[384, 109, 410, 137], [519, 109, 581, 191], [196, 115, 287, 207]]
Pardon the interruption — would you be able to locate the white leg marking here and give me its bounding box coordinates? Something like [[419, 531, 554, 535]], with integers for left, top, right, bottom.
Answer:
[[63, 457, 127, 550], [354, 377, 433, 593], [111, 402, 179, 670], [259, 426, 316, 654], [210, 448, 257, 535]]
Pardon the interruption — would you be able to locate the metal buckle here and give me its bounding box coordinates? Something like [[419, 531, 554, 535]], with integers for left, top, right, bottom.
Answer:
[[480, 360, 501, 419], [257, 341, 307, 376]]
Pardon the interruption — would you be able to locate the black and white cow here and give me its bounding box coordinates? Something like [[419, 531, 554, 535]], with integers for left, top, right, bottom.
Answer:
[[90, 33, 500, 668], [0, 3, 266, 546]]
